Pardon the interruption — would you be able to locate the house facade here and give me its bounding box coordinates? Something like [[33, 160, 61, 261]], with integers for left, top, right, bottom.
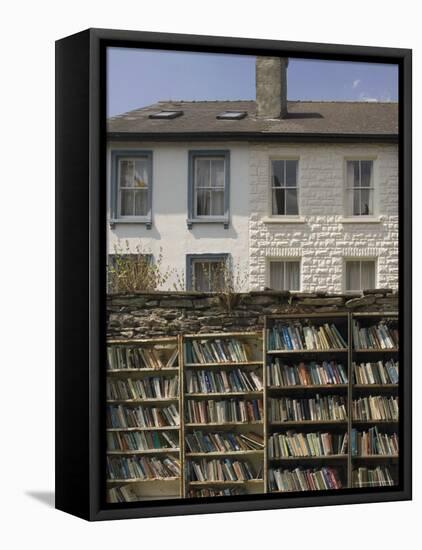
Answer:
[[107, 58, 398, 294]]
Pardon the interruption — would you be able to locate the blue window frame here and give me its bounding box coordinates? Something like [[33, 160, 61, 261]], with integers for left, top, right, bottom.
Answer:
[[187, 150, 230, 229], [186, 253, 229, 292], [110, 150, 153, 229]]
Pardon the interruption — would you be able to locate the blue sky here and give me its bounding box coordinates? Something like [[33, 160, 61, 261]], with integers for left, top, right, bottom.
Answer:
[[107, 47, 398, 117]]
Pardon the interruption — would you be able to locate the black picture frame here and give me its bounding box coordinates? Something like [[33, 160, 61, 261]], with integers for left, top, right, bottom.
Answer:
[[55, 28, 412, 521]]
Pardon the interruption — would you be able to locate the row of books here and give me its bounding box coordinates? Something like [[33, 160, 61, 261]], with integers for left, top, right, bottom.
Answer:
[[352, 320, 399, 350], [106, 404, 180, 429], [185, 368, 263, 394], [187, 487, 246, 498], [186, 399, 263, 424], [185, 431, 264, 454], [352, 466, 395, 487], [107, 455, 181, 480], [188, 458, 261, 482], [184, 338, 251, 364], [353, 360, 398, 385], [267, 360, 348, 387], [351, 427, 398, 456], [106, 376, 179, 401], [268, 466, 342, 492], [268, 322, 347, 351], [107, 345, 178, 370], [107, 430, 179, 452], [107, 485, 138, 503], [268, 431, 348, 459], [352, 396, 399, 421], [268, 396, 347, 423]]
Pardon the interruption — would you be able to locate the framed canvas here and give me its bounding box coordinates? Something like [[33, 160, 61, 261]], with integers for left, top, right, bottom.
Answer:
[[55, 28, 412, 521]]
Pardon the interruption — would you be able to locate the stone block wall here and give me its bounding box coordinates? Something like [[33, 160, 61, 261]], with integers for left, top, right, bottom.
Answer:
[[107, 289, 399, 340], [248, 142, 399, 292]]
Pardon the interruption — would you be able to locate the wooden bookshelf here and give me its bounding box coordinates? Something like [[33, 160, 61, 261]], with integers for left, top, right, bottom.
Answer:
[[105, 314, 400, 502]]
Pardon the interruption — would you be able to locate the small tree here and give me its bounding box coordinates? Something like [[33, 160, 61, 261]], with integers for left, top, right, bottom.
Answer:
[[107, 241, 173, 293]]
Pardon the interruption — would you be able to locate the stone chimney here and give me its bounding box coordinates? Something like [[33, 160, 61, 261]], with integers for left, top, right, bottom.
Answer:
[[255, 57, 289, 119]]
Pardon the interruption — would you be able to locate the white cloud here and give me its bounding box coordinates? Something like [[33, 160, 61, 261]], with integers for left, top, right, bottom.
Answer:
[[359, 92, 378, 102], [352, 79, 361, 89]]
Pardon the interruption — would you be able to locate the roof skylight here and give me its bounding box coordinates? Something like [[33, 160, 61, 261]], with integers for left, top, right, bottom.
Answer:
[[149, 110, 184, 119], [216, 111, 247, 120]]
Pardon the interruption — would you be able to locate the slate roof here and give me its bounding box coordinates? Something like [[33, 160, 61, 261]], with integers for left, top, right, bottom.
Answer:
[[107, 100, 398, 138]]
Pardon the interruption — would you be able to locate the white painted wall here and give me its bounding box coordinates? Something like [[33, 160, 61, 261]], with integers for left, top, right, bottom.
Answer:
[[248, 143, 398, 292], [107, 141, 250, 290]]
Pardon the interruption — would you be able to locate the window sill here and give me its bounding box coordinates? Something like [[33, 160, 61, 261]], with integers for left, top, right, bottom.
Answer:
[[109, 218, 152, 229], [187, 218, 229, 229], [339, 216, 381, 224], [262, 216, 306, 224]]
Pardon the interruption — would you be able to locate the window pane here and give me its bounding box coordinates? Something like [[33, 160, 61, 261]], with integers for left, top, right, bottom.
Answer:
[[285, 189, 299, 215], [134, 189, 148, 216], [195, 159, 210, 188], [133, 160, 149, 188], [210, 159, 225, 187], [270, 262, 284, 290], [285, 160, 297, 186], [361, 261, 375, 290], [347, 161, 360, 188], [271, 160, 284, 187], [360, 189, 373, 215], [120, 190, 134, 215], [120, 160, 134, 187], [353, 189, 361, 216], [211, 189, 224, 216], [193, 262, 209, 292], [346, 261, 361, 291], [285, 262, 300, 290], [209, 262, 224, 292], [360, 161, 372, 187], [272, 188, 285, 215], [196, 189, 210, 216]]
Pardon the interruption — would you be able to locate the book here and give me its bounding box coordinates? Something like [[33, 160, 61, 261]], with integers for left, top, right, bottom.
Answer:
[[107, 455, 181, 480], [186, 398, 263, 424], [185, 368, 263, 394], [185, 431, 264, 453], [107, 344, 178, 370], [268, 322, 347, 351], [107, 430, 179, 452], [352, 396, 399, 421], [351, 427, 398, 456], [187, 487, 246, 498], [184, 338, 252, 364], [352, 466, 395, 487], [267, 359, 348, 387], [353, 360, 398, 385], [268, 431, 348, 458], [269, 466, 342, 492], [107, 484, 139, 503], [268, 395, 347, 422], [188, 458, 260, 482], [352, 320, 399, 350], [106, 404, 180, 429], [107, 376, 179, 401]]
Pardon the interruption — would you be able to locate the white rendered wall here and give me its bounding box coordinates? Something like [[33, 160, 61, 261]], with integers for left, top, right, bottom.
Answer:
[[107, 141, 250, 290], [248, 143, 398, 292]]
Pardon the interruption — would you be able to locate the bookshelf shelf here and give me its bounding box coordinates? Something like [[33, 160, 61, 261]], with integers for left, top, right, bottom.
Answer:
[[267, 349, 348, 355], [269, 454, 348, 461], [185, 421, 263, 428], [185, 391, 263, 398], [186, 450, 264, 457], [105, 314, 400, 502], [107, 426, 180, 432], [107, 448, 180, 455], [268, 384, 348, 391], [107, 477, 180, 484]]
